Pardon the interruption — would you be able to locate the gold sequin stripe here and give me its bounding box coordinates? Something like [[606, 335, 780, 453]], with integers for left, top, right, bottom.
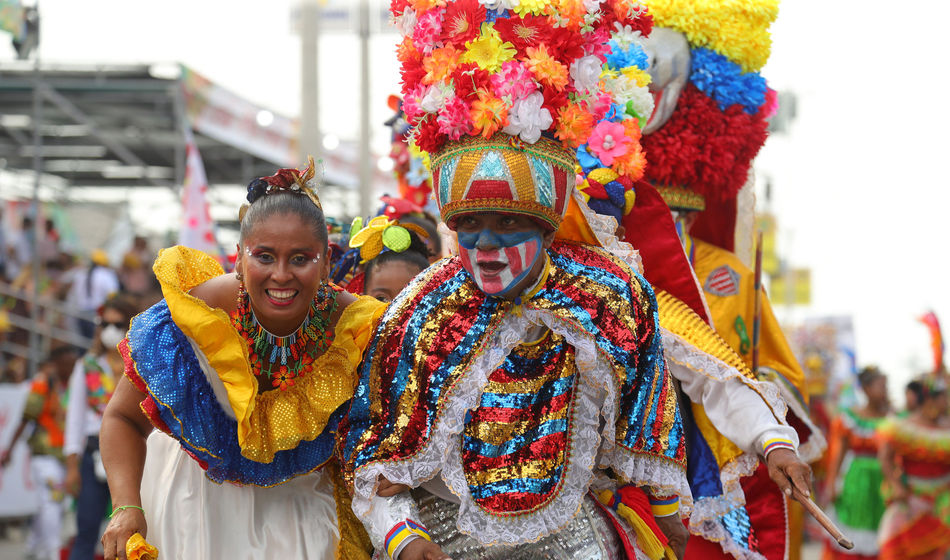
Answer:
[[326, 459, 373, 560], [655, 185, 707, 212], [654, 289, 753, 378], [442, 198, 562, 228], [431, 135, 575, 174]]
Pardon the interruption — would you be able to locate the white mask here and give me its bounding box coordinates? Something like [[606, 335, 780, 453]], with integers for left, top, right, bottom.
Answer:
[[100, 324, 127, 350]]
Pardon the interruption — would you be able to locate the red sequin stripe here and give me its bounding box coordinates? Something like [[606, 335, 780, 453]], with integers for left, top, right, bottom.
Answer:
[[461, 431, 567, 474], [118, 338, 174, 437], [468, 391, 574, 424]]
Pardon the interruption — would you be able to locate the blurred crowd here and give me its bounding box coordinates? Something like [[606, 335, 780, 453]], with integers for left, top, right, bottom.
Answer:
[[0, 205, 159, 560]]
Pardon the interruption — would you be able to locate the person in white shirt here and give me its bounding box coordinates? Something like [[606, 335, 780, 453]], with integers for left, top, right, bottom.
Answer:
[[63, 293, 138, 560], [65, 250, 120, 344]]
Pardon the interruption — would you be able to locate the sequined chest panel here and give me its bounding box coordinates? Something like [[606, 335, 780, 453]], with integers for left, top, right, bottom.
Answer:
[[463, 332, 578, 515]]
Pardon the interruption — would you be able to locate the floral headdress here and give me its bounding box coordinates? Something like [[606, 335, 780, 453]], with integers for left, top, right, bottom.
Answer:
[[245, 155, 323, 209], [640, 0, 778, 218], [392, 0, 655, 231]]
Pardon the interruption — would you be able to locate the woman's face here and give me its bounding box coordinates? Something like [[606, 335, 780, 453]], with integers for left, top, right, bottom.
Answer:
[[364, 260, 424, 303], [236, 213, 329, 336], [864, 376, 889, 406], [921, 393, 949, 423]]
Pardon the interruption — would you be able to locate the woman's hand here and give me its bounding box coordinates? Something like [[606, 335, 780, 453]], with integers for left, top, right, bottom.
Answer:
[[101, 507, 147, 560], [377, 476, 410, 497], [399, 538, 452, 560], [654, 514, 688, 560]]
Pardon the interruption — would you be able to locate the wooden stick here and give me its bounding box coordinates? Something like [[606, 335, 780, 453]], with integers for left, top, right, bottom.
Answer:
[[791, 486, 853, 550], [751, 230, 764, 372]]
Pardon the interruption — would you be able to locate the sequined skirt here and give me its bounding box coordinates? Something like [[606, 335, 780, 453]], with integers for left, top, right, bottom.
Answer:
[[411, 490, 627, 560]]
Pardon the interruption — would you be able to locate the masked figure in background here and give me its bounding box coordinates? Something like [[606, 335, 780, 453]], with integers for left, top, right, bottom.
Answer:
[[341, 3, 696, 559], [619, 2, 826, 559], [549, 3, 814, 559]]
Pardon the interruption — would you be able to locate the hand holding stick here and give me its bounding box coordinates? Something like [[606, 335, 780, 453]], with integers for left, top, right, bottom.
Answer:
[[791, 486, 853, 550]]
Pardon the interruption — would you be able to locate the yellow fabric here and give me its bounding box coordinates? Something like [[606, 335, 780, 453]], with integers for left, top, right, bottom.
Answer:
[[125, 533, 158, 560], [554, 195, 601, 246], [692, 239, 807, 401], [595, 490, 670, 560], [153, 246, 387, 464], [326, 459, 373, 560]]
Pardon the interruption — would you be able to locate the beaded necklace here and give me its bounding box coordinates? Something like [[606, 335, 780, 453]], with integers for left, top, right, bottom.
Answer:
[[232, 285, 338, 389]]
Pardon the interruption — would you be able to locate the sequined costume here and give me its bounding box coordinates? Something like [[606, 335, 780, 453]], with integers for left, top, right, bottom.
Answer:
[[340, 240, 689, 556], [822, 409, 887, 559], [120, 246, 384, 559], [877, 416, 950, 560]]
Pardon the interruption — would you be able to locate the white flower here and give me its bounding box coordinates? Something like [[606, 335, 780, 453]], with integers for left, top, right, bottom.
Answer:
[[606, 75, 654, 121], [420, 85, 451, 113], [570, 55, 603, 96], [503, 91, 552, 144], [611, 22, 643, 48], [583, 0, 603, 13], [393, 9, 417, 37], [479, 0, 519, 13]]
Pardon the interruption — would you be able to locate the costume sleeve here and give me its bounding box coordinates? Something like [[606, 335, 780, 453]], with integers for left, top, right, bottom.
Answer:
[[672, 361, 798, 456], [22, 379, 47, 421], [360, 492, 431, 560], [758, 293, 807, 398], [63, 359, 88, 457]]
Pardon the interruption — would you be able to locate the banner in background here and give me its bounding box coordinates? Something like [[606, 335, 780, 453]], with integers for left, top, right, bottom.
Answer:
[[0, 0, 24, 40], [178, 125, 221, 260]]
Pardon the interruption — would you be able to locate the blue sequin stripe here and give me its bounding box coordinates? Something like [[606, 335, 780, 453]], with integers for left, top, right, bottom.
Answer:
[[469, 474, 565, 502], [464, 418, 569, 459], [720, 505, 757, 552], [476, 375, 574, 409], [127, 301, 338, 487]]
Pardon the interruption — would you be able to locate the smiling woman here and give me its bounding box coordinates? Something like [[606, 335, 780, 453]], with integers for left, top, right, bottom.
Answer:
[[96, 158, 386, 560]]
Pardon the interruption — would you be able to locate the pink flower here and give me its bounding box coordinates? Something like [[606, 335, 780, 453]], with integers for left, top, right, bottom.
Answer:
[[413, 8, 445, 53], [587, 120, 632, 165], [402, 83, 428, 121], [587, 90, 613, 120], [489, 61, 537, 102], [437, 95, 473, 140]]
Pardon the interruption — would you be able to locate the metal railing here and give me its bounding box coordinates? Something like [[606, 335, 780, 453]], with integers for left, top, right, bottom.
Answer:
[[0, 280, 94, 372]]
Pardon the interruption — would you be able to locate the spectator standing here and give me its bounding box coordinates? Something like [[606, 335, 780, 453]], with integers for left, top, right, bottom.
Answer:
[[65, 250, 120, 344], [64, 293, 137, 560], [118, 235, 155, 298]]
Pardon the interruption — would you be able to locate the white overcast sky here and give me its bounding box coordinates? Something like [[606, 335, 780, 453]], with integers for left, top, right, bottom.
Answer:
[[3, 0, 950, 395]]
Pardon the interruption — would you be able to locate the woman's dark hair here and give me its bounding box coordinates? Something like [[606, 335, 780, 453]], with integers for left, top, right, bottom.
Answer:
[[101, 292, 140, 322], [857, 366, 884, 389], [906, 380, 926, 403], [239, 182, 328, 247], [398, 213, 442, 256], [363, 230, 430, 290]]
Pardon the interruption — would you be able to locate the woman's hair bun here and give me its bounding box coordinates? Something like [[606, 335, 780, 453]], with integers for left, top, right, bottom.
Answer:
[[246, 178, 269, 204]]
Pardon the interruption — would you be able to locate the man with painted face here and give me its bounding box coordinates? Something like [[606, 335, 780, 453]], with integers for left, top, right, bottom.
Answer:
[[340, 133, 690, 560]]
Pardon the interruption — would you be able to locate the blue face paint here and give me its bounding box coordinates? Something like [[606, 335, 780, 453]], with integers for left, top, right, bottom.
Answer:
[[456, 229, 538, 251], [457, 229, 545, 296]]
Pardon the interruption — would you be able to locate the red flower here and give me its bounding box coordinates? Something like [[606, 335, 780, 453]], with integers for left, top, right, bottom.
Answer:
[[440, 0, 485, 47], [412, 117, 444, 154], [493, 14, 555, 57], [272, 367, 296, 391], [641, 85, 768, 202], [390, 0, 411, 16], [451, 65, 491, 103]]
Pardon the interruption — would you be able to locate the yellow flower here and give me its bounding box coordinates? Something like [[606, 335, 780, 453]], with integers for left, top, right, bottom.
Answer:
[[461, 23, 516, 73], [409, 0, 446, 10], [513, 0, 550, 16], [126, 533, 159, 560], [470, 90, 509, 139], [423, 44, 462, 84], [645, 0, 779, 72], [525, 44, 569, 91], [622, 67, 652, 88]]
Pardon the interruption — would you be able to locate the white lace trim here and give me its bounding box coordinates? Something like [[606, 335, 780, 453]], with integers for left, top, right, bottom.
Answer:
[[571, 189, 643, 274], [352, 306, 689, 547]]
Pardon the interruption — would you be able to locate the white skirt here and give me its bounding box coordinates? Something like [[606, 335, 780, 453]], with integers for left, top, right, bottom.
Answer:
[[141, 431, 340, 559]]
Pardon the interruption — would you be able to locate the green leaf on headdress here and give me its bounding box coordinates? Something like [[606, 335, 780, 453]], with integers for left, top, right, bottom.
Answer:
[[382, 226, 411, 252]]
